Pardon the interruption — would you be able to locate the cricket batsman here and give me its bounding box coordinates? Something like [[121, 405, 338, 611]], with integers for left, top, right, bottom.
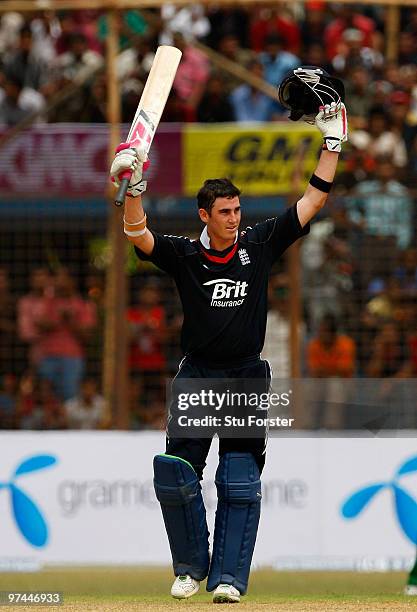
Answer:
[[110, 67, 348, 603]]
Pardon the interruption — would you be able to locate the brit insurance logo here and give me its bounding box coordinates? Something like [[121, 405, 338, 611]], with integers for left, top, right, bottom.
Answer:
[[0, 454, 57, 548], [203, 278, 248, 308], [341, 454, 417, 544]]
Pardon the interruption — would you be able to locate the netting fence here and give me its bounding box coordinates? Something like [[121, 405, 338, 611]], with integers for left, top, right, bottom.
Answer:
[[0, 2, 416, 430]]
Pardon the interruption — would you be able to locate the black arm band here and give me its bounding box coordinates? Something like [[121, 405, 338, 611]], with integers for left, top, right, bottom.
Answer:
[[309, 173, 333, 193]]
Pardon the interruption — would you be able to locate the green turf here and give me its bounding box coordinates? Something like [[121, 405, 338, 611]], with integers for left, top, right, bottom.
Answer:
[[0, 568, 413, 610], [0, 566, 408, 596]]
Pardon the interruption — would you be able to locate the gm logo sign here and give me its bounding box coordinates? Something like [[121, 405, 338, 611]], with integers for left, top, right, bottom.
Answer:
[[341, 454, 417, 544], [0, 455, 57, 548]]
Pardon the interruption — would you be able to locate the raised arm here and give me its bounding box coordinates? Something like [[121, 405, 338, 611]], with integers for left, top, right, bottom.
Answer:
[[123, 194, 154, 254], [297, 103, 348, 228], [110, 144, 155, 255]]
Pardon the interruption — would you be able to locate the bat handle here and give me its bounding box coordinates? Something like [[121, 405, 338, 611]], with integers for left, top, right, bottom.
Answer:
[[114, 171, 132, 207]]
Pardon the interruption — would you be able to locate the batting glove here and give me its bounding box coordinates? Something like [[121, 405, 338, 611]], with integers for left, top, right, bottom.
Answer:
[[314, 102, 348, 153], [110, 143, 149, 197]]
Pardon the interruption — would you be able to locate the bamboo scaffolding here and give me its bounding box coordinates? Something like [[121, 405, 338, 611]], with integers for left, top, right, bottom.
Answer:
[[103, 8, 129, 428]]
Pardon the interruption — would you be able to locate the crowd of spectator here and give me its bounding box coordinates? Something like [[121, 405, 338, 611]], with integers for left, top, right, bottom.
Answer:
[[263, 242, 417, 429], [0, 266, 102, 429], [0, 265, 184, 431], [297, 154, 416, 428], [0, 5, 416, 136], [0, 4, 416, 429]]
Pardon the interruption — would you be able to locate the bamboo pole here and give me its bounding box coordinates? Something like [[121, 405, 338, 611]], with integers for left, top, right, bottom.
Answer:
[[288, 240, 301, 380], [287, 143, 307, 426], [103, 8, 129, 429], [288, 195, 303, 380], [0, 0, 413, 11], [385, 4, 400, 62]]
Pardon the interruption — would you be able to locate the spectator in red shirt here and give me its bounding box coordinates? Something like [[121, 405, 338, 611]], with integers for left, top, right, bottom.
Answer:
[[250, 6, 300, 54], [172, 34, 210, 121], [18, 267, 53, 366], [18, 268, 96, 401], [127, 284, 166, 401], [324, 5, 375, 60]]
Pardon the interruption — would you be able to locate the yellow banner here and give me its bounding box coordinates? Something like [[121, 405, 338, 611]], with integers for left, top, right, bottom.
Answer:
[[183, 124, 323, 196]]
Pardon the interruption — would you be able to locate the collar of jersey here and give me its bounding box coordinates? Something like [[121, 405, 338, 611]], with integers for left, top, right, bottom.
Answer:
[[199, 226, 239, 263], [200, 226, 238, 249]]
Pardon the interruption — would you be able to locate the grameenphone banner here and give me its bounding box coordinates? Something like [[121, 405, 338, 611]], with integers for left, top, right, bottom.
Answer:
[[0, 431, 416, 569]]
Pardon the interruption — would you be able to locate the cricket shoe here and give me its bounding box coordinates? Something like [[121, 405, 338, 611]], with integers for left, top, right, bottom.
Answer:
[[404, 584, 417, 595], [213, 584, 241, 603], [171, 575, 200, 599]]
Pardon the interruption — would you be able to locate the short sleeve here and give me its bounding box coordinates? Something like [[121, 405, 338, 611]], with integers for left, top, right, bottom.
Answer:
[[243, 205, 310, 264], [134, 230, 191, 276]]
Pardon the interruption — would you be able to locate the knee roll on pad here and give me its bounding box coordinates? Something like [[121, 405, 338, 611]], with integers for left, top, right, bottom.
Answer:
[[153, 453, 210, 581], [207, 452, 262, 595]]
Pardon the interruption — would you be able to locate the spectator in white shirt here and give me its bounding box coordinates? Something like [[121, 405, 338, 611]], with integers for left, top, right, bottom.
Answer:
[[350, 105, 407, 168], [65, 378, 106, 430]]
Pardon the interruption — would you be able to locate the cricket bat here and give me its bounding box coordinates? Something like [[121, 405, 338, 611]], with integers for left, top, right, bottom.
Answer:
[[114, 45, 182, 206]]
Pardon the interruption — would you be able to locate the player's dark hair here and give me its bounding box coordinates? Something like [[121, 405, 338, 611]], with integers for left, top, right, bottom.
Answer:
[[197, 178, 241, 214]]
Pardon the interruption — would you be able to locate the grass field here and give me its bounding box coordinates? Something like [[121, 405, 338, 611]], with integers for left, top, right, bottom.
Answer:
[[0, 567, 415, 611]]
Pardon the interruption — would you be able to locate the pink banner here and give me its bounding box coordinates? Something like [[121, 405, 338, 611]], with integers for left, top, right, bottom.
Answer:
[[0, 125, 182, 197]]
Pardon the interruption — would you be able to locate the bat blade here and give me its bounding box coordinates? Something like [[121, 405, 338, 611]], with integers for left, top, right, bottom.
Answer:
[[114, 45, 182, 207]]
